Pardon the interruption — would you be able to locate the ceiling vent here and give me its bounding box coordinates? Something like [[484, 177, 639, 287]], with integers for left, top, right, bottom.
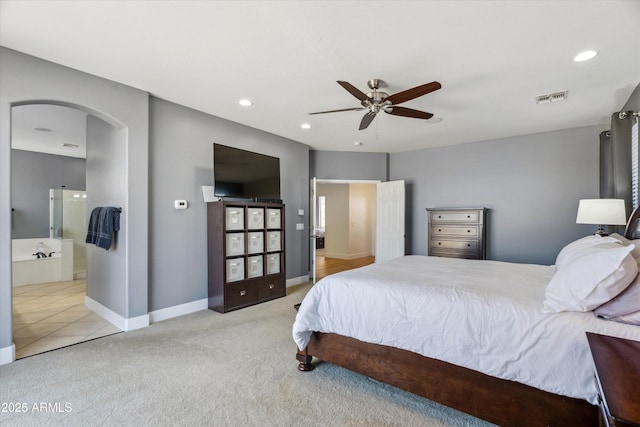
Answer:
[[536, 90, 568, 105]]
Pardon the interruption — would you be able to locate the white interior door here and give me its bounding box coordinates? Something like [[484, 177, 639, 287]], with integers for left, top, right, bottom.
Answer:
[[375, 180, 405, 262], [310, 177, 317, 283]]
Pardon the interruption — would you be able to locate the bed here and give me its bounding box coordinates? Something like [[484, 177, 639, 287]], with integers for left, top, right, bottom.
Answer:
[[293, 209, 640, 427]]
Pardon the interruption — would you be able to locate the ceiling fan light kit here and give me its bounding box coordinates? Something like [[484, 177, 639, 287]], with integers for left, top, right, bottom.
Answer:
[[309, 79, 442, 130]]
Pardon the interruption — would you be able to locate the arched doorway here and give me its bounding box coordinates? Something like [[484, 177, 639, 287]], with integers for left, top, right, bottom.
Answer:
[[11, 103, 125, 358]]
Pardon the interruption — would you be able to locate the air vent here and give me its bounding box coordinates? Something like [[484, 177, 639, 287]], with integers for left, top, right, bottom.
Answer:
[[536, 90, 568, 105]]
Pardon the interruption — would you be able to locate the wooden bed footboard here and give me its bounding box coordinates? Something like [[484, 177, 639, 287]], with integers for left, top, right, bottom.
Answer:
[[297, 332, 599, 427]]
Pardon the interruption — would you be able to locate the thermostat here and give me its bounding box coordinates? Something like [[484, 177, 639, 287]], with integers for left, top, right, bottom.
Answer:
[[174, 200, 188, 210]]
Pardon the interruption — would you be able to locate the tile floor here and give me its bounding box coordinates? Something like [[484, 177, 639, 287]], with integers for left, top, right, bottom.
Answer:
[[12, 279, 121, 359]]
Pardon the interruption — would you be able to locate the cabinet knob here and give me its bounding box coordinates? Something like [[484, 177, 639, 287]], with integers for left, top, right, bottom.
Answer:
[[240, 290, 246, 296], [438, 229, 442, 232], [269, 284, 275, 289]]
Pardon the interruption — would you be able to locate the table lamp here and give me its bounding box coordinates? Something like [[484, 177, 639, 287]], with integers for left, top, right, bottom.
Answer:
[[576, 199, 627, 236]]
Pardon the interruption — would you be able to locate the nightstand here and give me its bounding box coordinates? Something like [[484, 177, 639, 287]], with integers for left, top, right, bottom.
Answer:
[[586, 332, 640, 427]]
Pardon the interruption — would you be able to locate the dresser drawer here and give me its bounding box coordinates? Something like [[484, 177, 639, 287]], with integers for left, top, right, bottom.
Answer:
[[431, 239, 478, 251], [430, 211, 479, 223], [430, 248, 479, 259], [225, 281, 258, 308], [258, 276, 285, 301], [431, 225, 479, 237]]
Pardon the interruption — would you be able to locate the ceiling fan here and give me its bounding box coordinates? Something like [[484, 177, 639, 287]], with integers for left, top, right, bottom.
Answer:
[[309, 79, 441, 130]]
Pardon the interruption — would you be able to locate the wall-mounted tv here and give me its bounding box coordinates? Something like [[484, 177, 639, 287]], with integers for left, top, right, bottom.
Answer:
[[213, 143, 281, 202]]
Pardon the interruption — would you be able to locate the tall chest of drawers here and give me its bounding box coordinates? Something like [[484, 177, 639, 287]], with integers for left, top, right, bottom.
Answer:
[[427, 208, 487, 260], [207, 200, 286, 313]]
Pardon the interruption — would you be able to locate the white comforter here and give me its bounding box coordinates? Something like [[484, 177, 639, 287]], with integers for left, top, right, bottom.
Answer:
[[292, 255, 640, 404]]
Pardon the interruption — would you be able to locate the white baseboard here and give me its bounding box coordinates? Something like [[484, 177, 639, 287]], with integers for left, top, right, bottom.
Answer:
[[0, 343, 15, 365], [149, 298, 208, 323], [286, 275, 310, 287], [85, 296, 149, 332]]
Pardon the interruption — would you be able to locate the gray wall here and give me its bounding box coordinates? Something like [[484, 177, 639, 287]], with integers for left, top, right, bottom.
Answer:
[[310, 150, 388, 181], [0, 47, 149, 357], [390, 125, 603, 265], [85, 116, 128, 316], [149, 97, 310, 311], [11, 149, 86, 238]]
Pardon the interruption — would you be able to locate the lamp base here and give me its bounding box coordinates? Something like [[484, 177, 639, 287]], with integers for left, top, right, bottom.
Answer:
[[594, 225, 608, 237]]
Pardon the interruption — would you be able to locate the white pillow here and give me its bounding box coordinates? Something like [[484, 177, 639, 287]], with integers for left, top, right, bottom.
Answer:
[[554, 235, 621, 270], [543, 243, 637, 313]]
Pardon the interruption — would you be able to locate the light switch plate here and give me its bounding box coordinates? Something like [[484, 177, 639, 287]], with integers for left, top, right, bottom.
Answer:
[[296, 223, 304, 230]]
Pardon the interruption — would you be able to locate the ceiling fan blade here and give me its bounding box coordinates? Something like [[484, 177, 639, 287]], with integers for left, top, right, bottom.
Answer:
[[385, 81, 441, 105], [359, 112, 377, 130], [385, 106, 433, 120], [337, 81, 370, 102], [309, 107, 366, 115]]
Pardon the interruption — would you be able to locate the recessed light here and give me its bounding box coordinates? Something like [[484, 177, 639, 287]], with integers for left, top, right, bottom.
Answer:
[[300, 123, 311, 129], [239, 99, 253, 107], [61, 143, 79, 149], [573, 50, 598, 62], [34, 127, 52, 132]]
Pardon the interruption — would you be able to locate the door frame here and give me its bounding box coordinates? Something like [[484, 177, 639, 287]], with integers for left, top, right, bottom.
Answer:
[[310, 178, 381, 283]]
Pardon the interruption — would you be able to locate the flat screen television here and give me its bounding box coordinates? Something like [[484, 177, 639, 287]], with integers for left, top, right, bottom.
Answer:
[[213, 143, 281, 202]]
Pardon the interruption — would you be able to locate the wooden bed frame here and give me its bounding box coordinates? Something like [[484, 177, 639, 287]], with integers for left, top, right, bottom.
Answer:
[[295, 207, 640, 426]]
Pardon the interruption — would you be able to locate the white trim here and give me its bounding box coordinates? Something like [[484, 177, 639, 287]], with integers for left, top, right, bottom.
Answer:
[[85, 296, 148, 332], [286, 275, 309, 287], [149, 298, 208, 323], [0, 343, 15, 365]]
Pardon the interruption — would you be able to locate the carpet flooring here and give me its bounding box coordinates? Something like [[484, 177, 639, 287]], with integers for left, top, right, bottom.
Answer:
[[0, 283, 495, 426]]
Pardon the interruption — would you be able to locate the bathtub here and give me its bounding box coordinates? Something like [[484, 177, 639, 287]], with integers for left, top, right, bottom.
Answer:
[[12, 238, 74, 286]]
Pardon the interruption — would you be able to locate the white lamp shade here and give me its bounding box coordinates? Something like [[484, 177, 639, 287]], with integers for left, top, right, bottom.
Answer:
[[576, 199, 627, 225]]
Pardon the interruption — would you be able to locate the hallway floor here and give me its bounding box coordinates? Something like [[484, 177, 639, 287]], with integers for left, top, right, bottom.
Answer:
[[12, 279, 121, 359]]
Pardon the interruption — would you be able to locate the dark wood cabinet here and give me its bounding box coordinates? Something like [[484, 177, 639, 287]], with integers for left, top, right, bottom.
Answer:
[[207, 201, 286, 313], [427, 208, 487, 260]]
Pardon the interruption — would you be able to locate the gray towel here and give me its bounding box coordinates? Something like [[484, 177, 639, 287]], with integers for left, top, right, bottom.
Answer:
[[86, 207, 120, 250]]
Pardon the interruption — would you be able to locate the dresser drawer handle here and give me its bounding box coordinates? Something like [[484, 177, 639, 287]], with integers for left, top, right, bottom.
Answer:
[[438, 242, 442, 245], [467, 244, 471, 247], [467, 215, 471, 218], [467, 229, 471, 233], [240, 290, 246, 296], [438, 215, 442, 218], [438, 229, 442, 232], [269, 283, 275, 289]]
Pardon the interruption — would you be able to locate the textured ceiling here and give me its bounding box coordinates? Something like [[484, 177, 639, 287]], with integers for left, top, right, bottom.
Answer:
[[2, 0, 639, 155]]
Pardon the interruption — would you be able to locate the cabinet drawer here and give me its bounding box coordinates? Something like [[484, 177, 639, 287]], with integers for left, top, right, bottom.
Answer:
[[430, 211, 479, 223], [431, 225, 479, 237], [430, 248, 479, 259], [247, 232, 264, 254], [267, 208, 282, 228], [247, 208, 264, 229], [431, 239, 478, 251], [258, 278, 285, 301], [226, 258, 245, 282], [225, 233, 245, 256], [225, 207, 245, 230], [225, 281, 258, 308], [247, 255, 263, 278], [266, 231, 281, 251]]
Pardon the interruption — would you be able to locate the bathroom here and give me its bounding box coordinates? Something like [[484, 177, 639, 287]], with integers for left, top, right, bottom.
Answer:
[[10, 104, 119, 358]]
